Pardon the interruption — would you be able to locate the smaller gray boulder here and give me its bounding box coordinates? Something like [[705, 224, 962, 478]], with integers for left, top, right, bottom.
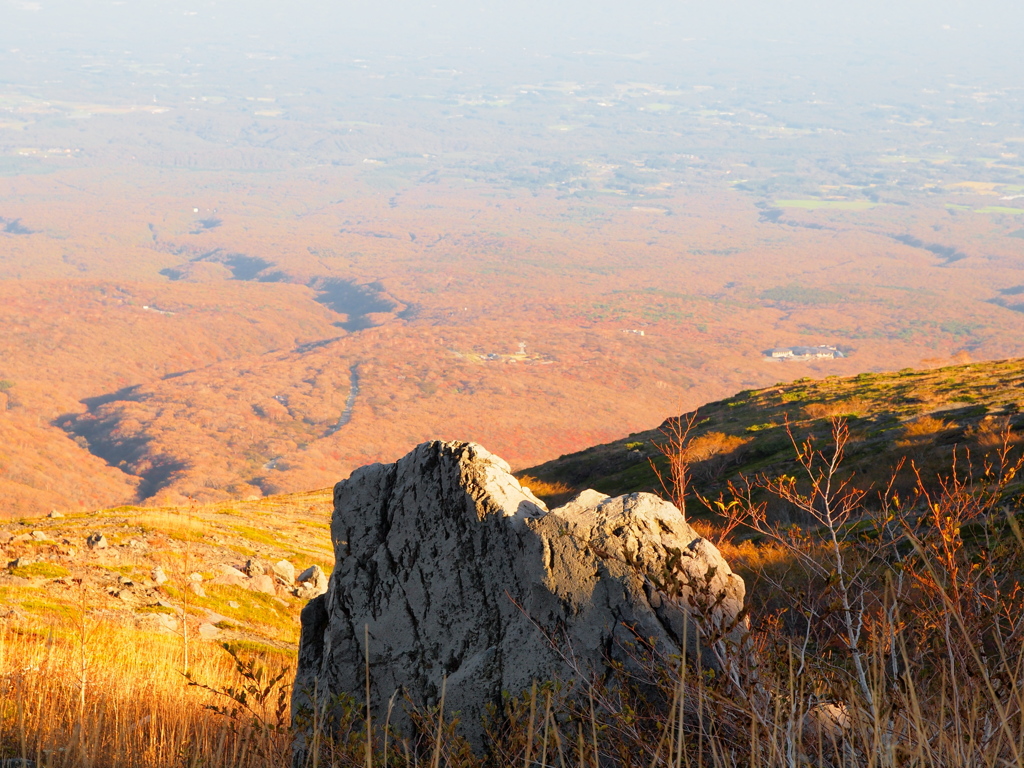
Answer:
[[295, 565, 328, 599], [272, 559, 296, 586], [211, 564, 248, 588]]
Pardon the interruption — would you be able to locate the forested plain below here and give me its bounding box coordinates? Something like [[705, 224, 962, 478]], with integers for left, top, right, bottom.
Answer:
[[1, 34, 1023, 515]]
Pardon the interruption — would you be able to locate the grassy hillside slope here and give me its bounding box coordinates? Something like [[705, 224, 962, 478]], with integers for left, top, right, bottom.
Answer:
[[521, 358, 1024, 511], [4, 360, 1024, 767], [0, 488, 337, 766], [0, 488, 334, 652]]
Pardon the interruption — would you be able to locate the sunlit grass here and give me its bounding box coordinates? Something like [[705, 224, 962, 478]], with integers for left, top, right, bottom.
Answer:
[[974, 206, 1024, 215], [773, 198, 880, 210]]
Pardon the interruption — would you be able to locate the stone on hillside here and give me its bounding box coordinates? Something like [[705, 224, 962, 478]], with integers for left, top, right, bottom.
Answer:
[[272, 559, 296, 586], [245, 559, 266, 577], [294, 565, 328, 599], [803, 702, 851, 746], [30, 531, 51, 542], [137, 611, 177, 634], [211, 564, 248, 588], [293, 441, 749, 755], [249, 574, 277, 595], [48, 510, 64, 518], [294, 586, 312, 600], [188, 581, 206, 598], [0, 531, 11, 545], [86, 533, 108, 550], [152, 566, 168, 585]]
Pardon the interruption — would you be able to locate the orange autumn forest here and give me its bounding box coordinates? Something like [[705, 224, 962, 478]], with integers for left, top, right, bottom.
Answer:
[[2, 2, 1024, 767]]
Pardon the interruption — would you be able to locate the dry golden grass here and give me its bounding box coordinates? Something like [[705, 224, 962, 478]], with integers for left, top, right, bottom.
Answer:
[[898, 415, 948, 442], [967, 417, 1024, 450], [5, 440, 1024, 767], [0, 619, 293, 767], [516, 475, 576, 503], [803, 398, 868, 419], [682, 431, 751, 462]]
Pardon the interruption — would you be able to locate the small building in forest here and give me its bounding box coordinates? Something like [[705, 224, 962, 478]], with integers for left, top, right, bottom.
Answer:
[[765, 345, 844, 361]]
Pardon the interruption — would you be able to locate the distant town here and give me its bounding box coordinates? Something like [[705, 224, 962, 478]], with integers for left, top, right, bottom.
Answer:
[[764, 345, 844, 361]]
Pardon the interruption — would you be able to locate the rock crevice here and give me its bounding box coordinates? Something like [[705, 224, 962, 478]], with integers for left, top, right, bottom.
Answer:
[[294, 440, 747, 753]]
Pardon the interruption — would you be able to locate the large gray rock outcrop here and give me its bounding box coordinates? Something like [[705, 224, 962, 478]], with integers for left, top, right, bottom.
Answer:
[[293, 441, 747, 754]]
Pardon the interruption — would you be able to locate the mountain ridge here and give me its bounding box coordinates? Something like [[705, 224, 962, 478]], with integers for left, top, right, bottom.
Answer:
[[520, 357, 1024, 512]]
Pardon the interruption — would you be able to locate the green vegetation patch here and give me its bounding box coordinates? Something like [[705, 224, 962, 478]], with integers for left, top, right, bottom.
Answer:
[[760, 285, 845, 305], [136, 604, 176, 615], [230, 524, 284, 548], [18, 598, 74, 620], [201, 584, 298, 638], [93, 563, 137, 576], [0, 156, 57, 177], [223, 639, 297, 660], [11, 562, 70, 579], [975, 206, 1024, 215], [774, 199, 879, 211]]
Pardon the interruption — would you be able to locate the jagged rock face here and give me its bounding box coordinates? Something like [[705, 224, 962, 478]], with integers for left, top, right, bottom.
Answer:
[[294, 441, 747, 753]]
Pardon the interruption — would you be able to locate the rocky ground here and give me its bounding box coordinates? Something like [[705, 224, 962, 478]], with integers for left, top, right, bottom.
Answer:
[[0, 489, 335, 651]]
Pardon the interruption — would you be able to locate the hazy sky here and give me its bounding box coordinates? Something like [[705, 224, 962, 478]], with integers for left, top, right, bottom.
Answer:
[[3, 0, 1022, 85]]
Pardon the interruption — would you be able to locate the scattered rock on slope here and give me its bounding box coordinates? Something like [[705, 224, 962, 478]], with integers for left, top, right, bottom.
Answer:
[[294, 565, 327, 599], [273, 559, 296, 586], [293, 440, 748, 754], [250, 574, 277, 595]]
